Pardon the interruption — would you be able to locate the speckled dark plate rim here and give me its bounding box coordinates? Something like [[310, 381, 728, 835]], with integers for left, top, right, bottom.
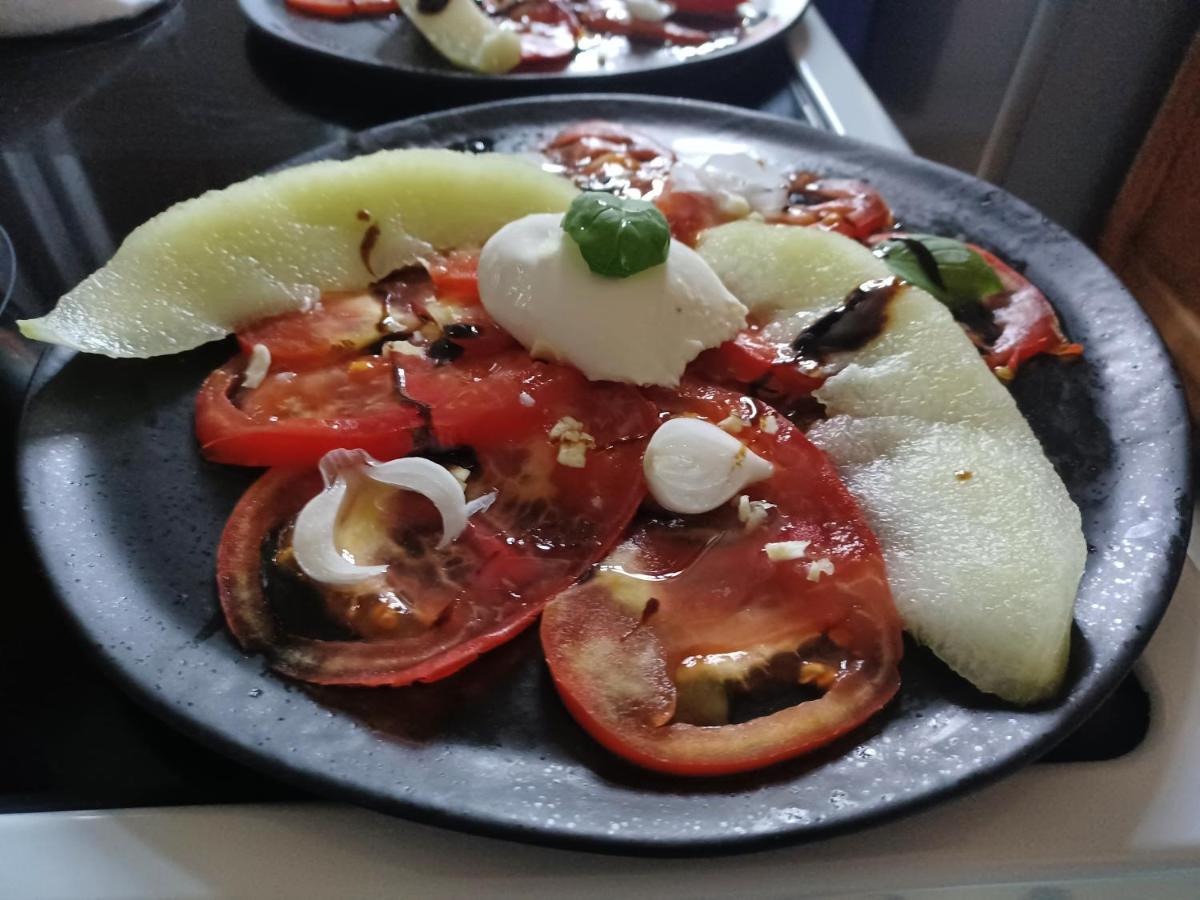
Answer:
[[236, 0, 810, 82], [17, 95, 1193, 856]]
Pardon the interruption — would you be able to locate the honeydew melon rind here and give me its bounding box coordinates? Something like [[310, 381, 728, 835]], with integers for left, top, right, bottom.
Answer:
[[19, 150, 580, 358], [698, 221, 1085, 705]]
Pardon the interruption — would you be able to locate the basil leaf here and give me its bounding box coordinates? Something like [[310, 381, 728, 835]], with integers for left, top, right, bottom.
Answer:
[[562, 192, 671, 279], [873, 234, 1004, 311]]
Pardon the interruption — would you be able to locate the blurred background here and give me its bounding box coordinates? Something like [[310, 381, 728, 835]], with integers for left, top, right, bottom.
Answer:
[[821, 0, 1197, 242]]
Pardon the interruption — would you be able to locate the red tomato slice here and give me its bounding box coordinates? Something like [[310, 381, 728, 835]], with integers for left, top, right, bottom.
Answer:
[[544, 120, 675, 199], [574, 7, 712, 46], [196, 355, 421, 467], [236, 292, 387, 369], [541, 382, 902, 775], [770, 172, 894, 241], [217, 381, 655, 686], [688, 325, 826, 411], [866, 233, 1083, 376], [394, 349, 655, 450], [373, 265, 517, 360], [503, 0, 581, 70], [655, 188, 735, 246], [425, 250, 482, 305], [286, 0, 395, 18], [969, 244, 1084, 375]]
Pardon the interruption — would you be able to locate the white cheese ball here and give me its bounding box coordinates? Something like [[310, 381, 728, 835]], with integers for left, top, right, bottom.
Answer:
[[478, 213, 747, 386]]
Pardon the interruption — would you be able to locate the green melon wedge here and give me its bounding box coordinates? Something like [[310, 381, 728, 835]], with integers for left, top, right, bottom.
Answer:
[[19, 150, 579, 358], [699, 221, 1085, 704]]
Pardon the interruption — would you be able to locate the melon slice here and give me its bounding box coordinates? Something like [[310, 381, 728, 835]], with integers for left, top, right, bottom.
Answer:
[[700, 220, 1085, 704], [397, 0, 521, 75], [19, 150, 578, 358]]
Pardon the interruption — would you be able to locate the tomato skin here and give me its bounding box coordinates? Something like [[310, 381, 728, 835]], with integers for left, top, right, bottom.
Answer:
[[425, 251, 482, 305], [505, 0, 581, 70], [867, 233, 1082, 375], [235, 292, 387, 369], [969, 244, 1083, 374], [541, 382, 901, 776], [285, 0, 395, 18], [544, 120, 675, 199], [771, 173, 894, 242], [217, 466, 557, 686], [216, 370, 656, 686], [196, 357, 420, 467], [655, 189, 733, 246], [690, 328, 825, 398], [574, 8, 711, 46], [394, 350, 655, 450]]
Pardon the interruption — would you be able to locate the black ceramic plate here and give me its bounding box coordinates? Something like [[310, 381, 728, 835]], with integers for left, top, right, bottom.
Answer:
[[18, 97, 1192, 855], [238, 0, 809, 81]]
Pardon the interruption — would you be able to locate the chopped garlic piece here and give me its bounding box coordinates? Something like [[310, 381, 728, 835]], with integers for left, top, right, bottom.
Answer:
[[243, 343, 271, 389], [759, 413, 779, 434], [736, 494, 772, 531], [717, 414, 745, 434], [385, 339, 425, 358], [549, 416, 589, 442], [557, 443, 589, 468], [448, 466, 471, 488], [807, 558, 835, 582], [765, 540, 810, 562], [549, 416, 595, 468], [518, 391, 535, 408], [423, 299, 458, 328]]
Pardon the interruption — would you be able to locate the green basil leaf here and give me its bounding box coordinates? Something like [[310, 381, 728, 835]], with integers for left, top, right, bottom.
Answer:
[[562, 192, 671, 279], [873, 234, 1004, 311]]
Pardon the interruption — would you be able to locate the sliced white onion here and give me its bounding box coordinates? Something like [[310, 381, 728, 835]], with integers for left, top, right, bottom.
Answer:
[[292, 477, 389, 587], [292, 450, 493, 588], [365, 456, 472, 550], [242, 343, 271, 389], [643, 417, 774, 515]]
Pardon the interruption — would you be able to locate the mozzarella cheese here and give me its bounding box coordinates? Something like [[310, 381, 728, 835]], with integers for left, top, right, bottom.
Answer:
[[478, 213, 747, 386]]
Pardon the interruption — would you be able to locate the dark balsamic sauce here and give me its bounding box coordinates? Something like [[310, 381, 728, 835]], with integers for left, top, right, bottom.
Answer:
[[791, 277, 900, 361], [370, 265, 436, 323], [427, 337, 465, 365], [359, 223, 381, 275], [443, 323, 482, 340]]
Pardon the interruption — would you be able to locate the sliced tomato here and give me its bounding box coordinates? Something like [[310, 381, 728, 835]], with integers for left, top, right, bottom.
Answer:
[[394, 349, 655, 450], [504, 0, 581, 70], [425, 250, 482, 305], [373, 265, 517, 360], [543, 120, 675, 199], [574, 7, 712, 45], [969, 245, 1083, 375], [770, 172, 894, 241], [196, 355, 421, 467], [541, 382, 902, 775], [655, 188, 735, 246], [689, 324, 826, 410], [236, 292, 387, 369], [285, 0, 395, 18], [217, 381, 655, 686], [866, 233, 1083, 376]]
